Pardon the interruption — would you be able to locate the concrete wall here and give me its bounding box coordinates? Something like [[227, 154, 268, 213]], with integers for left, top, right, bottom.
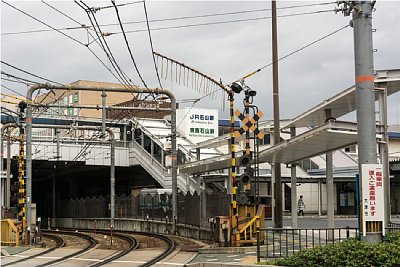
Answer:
[[52, 217, 212, 241]]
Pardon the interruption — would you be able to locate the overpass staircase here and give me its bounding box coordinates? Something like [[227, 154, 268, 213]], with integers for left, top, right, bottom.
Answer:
[[128, 119, 200, 193]]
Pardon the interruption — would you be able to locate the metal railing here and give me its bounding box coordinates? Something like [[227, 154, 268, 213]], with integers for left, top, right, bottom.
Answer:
[[257, 227, 358, 259], [1, 219, 22, 246], [386, 221, 400, 234]]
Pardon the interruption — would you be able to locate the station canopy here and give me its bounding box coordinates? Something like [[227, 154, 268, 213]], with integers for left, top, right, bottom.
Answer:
[[179, 69, 400, 174]]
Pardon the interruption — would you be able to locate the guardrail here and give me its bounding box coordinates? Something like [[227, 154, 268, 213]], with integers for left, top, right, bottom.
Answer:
[[257, 227, 358, 260]]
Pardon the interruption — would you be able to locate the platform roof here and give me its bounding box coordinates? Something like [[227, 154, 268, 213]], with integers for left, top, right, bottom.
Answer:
[[258, 121, 361, 164], [179, 121, 361, 174], [284, 69, 400, 129]]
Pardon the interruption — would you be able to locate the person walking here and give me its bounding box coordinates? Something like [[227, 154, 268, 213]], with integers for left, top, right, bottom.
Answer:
[[297, 195, 305, 216]]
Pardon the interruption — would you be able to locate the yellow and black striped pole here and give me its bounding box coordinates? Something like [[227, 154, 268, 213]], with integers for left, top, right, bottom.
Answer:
[[18, 132, 27, 244], [17, 101, 27, 244], [244, 93, 251, 157], [229, 92, 237, 217]]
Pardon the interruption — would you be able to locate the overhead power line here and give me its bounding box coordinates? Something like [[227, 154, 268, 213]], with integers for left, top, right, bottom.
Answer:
[[1, 84, 26, 97], [232, 24, 351, 83], [78, 0, 139, 91], [88, 0, 143, 11], [122, 9, 336, 34], [142, 0, 163, 89], [41, 0, 85, 27], [3, 0, 133, 88], [1, 77, 32, 85], [1, 25, 89, 36], [1, 71, 37, 85], [2, 1, 85, 46], [2, 3, 336, 36], [197, 24, 351, 99], [1, 61, 63, 85], [111, 0, 149, 90]]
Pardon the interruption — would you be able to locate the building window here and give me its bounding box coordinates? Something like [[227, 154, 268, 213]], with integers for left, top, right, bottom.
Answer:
[[261, 134, 271, 145], [344, 145, 356, 153]]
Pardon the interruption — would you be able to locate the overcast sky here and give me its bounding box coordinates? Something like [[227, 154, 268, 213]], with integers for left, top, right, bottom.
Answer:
[[1, 1, 399, 125]]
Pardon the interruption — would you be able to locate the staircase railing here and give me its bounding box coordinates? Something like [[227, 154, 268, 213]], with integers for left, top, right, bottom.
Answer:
[[1, 219, 22, 246]]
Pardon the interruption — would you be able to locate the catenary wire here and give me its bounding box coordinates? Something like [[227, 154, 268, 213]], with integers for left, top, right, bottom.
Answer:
[[1, 71, 38, 85], [2, 1, 138, 160], [1, 84, 26, 98], [111, 0, 150, 90], [1, 77, 32, 86], [3, 0, 136, 89], [92, 0, 143, 11], [2, 1, 85, 46], [41, 0, 86, 27], [123, 9, 336, 35], [2, 3, 336, 36], [79, 0, 139, 91], [40, 0, 103, 49], [198, 24, 351, 100], [142, 0, 163, 89], [1, 61, 63, 85], [78, 0, 132, 87]]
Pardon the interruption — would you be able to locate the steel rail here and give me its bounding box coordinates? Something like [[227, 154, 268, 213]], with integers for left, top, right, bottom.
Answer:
[[36, 230, 97, 267], [53, 227, 176, 266], [134, 231, 176, 267], [1, 233, 65, 267], [88, 229, 139, 267]]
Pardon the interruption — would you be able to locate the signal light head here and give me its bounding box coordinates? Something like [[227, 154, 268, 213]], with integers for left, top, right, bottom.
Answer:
[[239, 154, 252, 166], [240, 172, 251, 184], [230, 82, 243, 94], [18, 101, 27, 112]]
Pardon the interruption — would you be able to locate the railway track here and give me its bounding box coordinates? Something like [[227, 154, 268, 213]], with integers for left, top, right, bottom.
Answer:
[[35, 229, 98, 267], [69, 228, 176, 266], [2, 228, 179, 266], [1, 232, 65, 267]]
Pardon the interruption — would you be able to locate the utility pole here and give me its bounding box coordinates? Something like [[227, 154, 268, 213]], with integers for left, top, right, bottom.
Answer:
[[338, 1, 379, 240], [352, 0, 378, 241], [271, 0, 282, 228]]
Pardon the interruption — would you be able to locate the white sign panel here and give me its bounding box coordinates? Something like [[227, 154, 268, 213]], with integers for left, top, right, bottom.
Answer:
[[361, 164, 385, 235], [176, 108, 218, 144]]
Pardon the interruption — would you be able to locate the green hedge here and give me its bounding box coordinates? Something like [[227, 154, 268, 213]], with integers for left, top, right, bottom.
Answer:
[[263, 232, 400, 267]]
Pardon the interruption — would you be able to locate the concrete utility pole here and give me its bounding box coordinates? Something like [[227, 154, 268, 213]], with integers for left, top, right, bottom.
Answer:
[[271, 0, 282, 228], [339, 0, 378, 240], [352, 1, 378, 240], [353, 2, 377, 164], [26, 83, 178, 243]]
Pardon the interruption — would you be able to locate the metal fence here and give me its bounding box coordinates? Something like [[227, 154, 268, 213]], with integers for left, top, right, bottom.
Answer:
[[387, 221, 400, 234], [41, 191, 230, 227], [258, 227, 359, 259]]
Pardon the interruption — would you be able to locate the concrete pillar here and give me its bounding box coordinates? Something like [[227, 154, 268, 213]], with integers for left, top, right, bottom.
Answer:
[[379, 89, 390, 226], [326, 151, 335, 240], [52, 173, 56, 219], [290, 127, 297, 228], [318, 179, 322, 216]]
